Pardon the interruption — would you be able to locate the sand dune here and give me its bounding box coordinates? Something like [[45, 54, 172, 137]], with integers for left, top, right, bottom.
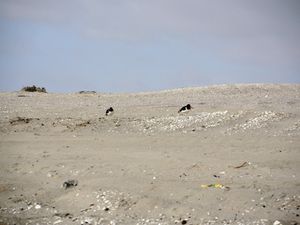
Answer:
[[0, 84, 299, 225]]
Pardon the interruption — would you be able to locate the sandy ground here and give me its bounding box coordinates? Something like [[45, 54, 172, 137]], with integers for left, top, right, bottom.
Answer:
[[0, 84, 299, 225]]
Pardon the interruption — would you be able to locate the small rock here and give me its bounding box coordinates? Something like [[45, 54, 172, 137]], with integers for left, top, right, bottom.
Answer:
[[53, 219, 63, 224], [273, 220, 282, 225], [181, 219, 188, 224], [63, 180, 78, 189]]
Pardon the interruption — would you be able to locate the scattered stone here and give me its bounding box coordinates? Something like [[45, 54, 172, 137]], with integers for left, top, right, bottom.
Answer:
[[273, 220, 282, 225], [63, 179, 78, 189], [80, 217, 93, 224], [78, 91, 96, 94], [53, 219, 63, 224], [76, 121, 91, 127], [54, 212, 72, 218], [181, 219, 188, 224], [9, 117, 32, 125], [228, 111, 286, 133]]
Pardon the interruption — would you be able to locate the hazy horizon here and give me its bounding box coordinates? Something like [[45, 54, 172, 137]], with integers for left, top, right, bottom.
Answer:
[[1, 82, 300, 94], [1, 0, 300, 93]]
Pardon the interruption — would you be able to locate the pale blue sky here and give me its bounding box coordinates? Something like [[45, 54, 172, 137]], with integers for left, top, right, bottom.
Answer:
[[0, 0, 299, 93]]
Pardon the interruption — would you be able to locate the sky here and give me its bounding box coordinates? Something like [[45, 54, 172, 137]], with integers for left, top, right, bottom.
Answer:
[[0, 0, 299, 93]]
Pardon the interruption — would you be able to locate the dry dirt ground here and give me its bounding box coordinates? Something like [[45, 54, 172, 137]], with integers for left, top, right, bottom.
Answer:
[[0, 84, 299, 225]]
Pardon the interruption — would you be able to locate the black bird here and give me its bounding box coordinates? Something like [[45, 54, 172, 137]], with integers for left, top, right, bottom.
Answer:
[[105, 107, 114, 116], [178, 104, 192, 113]]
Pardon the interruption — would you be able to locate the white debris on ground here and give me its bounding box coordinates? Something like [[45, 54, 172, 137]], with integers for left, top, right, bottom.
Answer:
[[4, 184, 298, 225], [134, 111, 239, 133], [275, 120, 300, 136], [1, 110, 290, 135], [227, 111, 287, 133]]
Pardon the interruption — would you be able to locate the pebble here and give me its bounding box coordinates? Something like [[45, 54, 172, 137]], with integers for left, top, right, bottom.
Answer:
[[273, 220, 282, 225], [53, 219, 63, 224], [181, 219, 187, 224]]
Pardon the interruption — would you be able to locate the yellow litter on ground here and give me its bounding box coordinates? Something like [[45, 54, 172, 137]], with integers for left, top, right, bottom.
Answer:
[[201, 184, 226, 189]]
